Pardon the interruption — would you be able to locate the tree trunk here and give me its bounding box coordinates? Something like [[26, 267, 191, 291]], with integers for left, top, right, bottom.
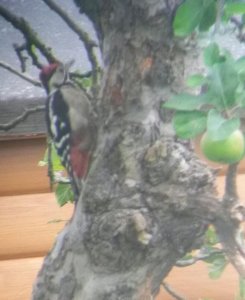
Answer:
[[32, 1, 217, 299]]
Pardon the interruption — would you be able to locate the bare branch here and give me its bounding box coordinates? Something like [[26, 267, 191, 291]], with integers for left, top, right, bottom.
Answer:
[[0, 105, 45, 131], [223, 163, 239, 207], [0, 4, 58, 67], [13, 43, 28, 72], [42, 0, 100, 85], [175, 249, 223, 267], [47, 138, 54, 190], [215, 216, 245, 278], [189, 186, 245, 278], [214, 0, 225, 33], [42, 0, 97, 48], [0, 61, 42, 87], [230, 17, 245, 43], [162, 282, 186, 300], [215, 161, 245, 277], [70, 70, 93, 79]]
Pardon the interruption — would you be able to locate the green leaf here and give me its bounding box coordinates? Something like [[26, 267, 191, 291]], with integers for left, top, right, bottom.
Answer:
[[208, 61, 239, 108], [237, 91, 245, 108], [205, 226, 219, 246], [199, 0, 217, 31], [186, 74, 206, 87], [235, 57, 245, 82], [72, 70, 93, 89], [52, 147, 65, 171], [173, 111, 207, 139], [81, 77, 92, 88], [204, 43, 221, 67], [173, 0, 204, 37], [206, 109, 240, 141], [31, 44, 36, 54], [174, 0, 216, 36], [179, 253, 194, 261], [39, 144, 64, 172], [239, 277, 245, 299], [208, 254, 227, 279], [204, 251, 221, 264], [238, 72, 245, 84], [235, 57, 245, 72], [163, 94, 205, 111], [55, 183, 74, 206], [225, 3, 245, 15]]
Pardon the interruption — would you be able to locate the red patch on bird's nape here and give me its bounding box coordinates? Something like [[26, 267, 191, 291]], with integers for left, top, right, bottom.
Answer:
[[39, 63, 59, 84], [39, 63, 59, 93], [40, 63, 59, 76]]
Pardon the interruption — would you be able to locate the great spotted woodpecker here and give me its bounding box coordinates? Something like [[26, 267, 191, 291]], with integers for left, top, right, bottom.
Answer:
[[40, 61, 96, 201]]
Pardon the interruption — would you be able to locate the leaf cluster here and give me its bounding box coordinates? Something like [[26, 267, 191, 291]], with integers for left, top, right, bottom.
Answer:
[[163, 43, 245, 141], [178, 226, 245, 298], [174, 0, 245, 37]]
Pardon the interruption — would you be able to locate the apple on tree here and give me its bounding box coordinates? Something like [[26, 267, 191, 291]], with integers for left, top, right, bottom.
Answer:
[[200, 129, 245, 164], [163, 43, 245, 166]]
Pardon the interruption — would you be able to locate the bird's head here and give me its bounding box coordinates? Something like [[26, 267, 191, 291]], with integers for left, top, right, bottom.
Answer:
[[39, 60, 74, 93]]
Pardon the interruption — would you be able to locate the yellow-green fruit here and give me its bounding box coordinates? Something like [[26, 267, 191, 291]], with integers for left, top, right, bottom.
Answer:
[[200, 129, 245, 164]]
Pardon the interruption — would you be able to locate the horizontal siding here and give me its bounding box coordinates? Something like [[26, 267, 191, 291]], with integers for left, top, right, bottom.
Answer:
[[0, 97, 46, 137], [0, 257, 43, 300], [1, 136, 245, 196], [1, 175, 243, 261], [157, 262, 239, 300], [0, 193, 73, 260], [0, 137, 50, 196]]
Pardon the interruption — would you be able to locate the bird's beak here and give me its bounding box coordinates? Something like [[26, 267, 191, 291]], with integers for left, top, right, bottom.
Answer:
[[64, 59, 75, 72]]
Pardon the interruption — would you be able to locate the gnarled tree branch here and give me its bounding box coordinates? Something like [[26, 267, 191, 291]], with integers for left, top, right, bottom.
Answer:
[[175, 249, 223, 267], [42, 0, 100, 85], [0, 61, 42, 87], [0, 4, 58, 68], [223, 163, 239, 206], [215, 215, 245, 278]]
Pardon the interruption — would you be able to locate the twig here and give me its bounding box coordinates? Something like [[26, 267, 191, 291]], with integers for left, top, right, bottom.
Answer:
[[215, 215, 245, 278], [0, 105, 45, 131], [230, 17, 245, 43], [47, 138, 54, 190], [214, 0, 225, 33], [13, 43, 28, 72], [70, 70, 93, 79], [230, 16, 243, 31], [175, 249, 223, 267], [42, 0, 100, 85], [223, 163, 238, 207], [0, 4, 57, 67], [162, 282, 186, 300], [212, 160, 245, 277], [42, 0, 97, 48], [0, 61, 42, 87]]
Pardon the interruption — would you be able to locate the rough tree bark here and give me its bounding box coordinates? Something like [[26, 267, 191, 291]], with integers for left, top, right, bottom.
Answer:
[[32, 1, 219, 299]]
